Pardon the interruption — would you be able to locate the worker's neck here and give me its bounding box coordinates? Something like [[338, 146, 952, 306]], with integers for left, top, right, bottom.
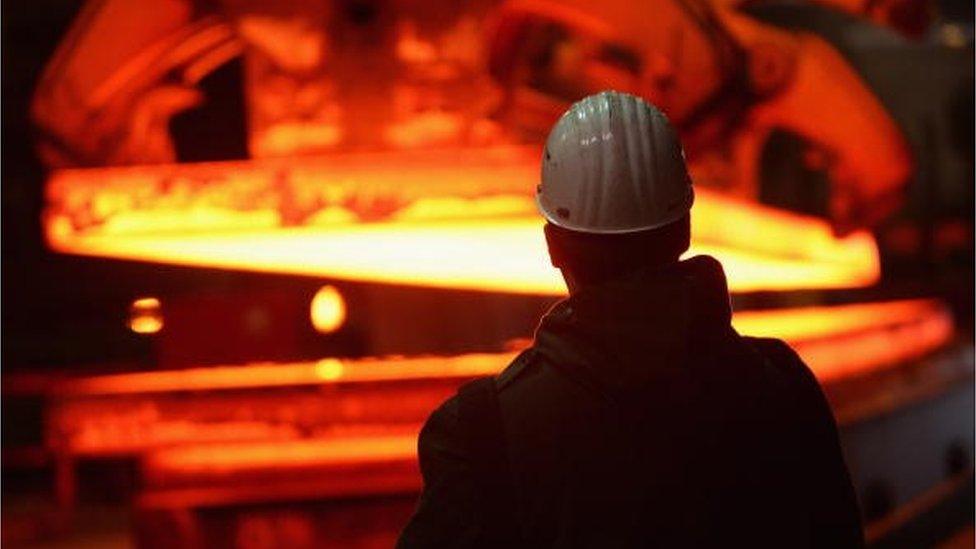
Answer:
[[561, 260, 680, 296], [563, 271, 583, 295]]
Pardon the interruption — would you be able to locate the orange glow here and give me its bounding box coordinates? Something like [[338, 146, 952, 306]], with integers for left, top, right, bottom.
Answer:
[[145, 435, 419, 473], [128, 296, 163, 334], [58, 299, 950, 398], [57, 353, 516, 396], [43, 220, 874, 293], [310, 286, 347, 334], [43, 149, 880, 294], [313, 358, 344, 381], [50, 299, 953, 468], [140, 434, 425, 503], [732, 299, 948, 342], [735, 299, 955, 382]]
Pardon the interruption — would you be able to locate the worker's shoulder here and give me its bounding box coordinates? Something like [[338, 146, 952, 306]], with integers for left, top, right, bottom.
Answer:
[[742, 335, 799, 362], [418, 390, 461, 449], [419, 348, 535, 425], [416, 349, 541, 458], [741, 335, 820, 387], [495, 347, 541, 392], [418, 348, 538, 436]]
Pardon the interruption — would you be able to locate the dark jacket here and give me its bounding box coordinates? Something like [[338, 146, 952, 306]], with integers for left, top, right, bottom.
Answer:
[[398, 256, 863, 548]]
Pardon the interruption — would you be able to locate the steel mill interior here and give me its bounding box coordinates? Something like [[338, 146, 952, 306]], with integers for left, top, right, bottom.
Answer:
[[2, 0, 973, 547]]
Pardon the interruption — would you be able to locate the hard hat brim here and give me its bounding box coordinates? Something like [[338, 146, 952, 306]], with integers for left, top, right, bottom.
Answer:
[[536, 187, 694, 235]]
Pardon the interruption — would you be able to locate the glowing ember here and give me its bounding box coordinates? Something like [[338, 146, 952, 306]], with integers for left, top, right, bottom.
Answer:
[[43, 148, 880, 294], [129, 296, 163, 334], [310, 286, 347, 334]]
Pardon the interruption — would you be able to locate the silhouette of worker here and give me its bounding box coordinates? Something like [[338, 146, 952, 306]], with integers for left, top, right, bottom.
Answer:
[[398, 91, 863, 548]]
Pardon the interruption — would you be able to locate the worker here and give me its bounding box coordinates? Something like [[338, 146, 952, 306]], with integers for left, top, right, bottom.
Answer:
[[397, 91, 863, 548]]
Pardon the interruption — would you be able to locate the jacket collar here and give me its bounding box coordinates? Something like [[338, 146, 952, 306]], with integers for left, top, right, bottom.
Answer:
[[532, 255, 733, 400]]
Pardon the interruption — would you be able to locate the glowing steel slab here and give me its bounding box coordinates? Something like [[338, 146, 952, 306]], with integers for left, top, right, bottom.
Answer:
[[736, 299, 956, 382], [44, 148, 879, 294], [59, 299, 952, 397], [145, 435, 420, 473]]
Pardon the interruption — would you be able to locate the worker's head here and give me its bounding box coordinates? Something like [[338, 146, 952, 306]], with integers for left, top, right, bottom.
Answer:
[[537, 91, 693, 292]]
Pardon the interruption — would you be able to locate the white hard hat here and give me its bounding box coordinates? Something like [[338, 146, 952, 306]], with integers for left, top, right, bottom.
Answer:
[[538, 91, 694, 234]]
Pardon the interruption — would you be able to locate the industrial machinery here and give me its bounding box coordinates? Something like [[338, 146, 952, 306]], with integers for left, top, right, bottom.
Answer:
[[33, 0, 914, 229]]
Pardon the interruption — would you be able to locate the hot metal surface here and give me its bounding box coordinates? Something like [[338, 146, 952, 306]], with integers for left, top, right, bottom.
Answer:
[[44, 150, 880, 293]]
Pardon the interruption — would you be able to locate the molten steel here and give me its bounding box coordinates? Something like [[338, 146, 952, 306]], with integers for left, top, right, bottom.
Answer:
[[44, 148, 880, 294]]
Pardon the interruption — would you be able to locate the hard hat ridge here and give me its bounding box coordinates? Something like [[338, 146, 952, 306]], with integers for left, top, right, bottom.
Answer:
[[538, 90, 694, 234]]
